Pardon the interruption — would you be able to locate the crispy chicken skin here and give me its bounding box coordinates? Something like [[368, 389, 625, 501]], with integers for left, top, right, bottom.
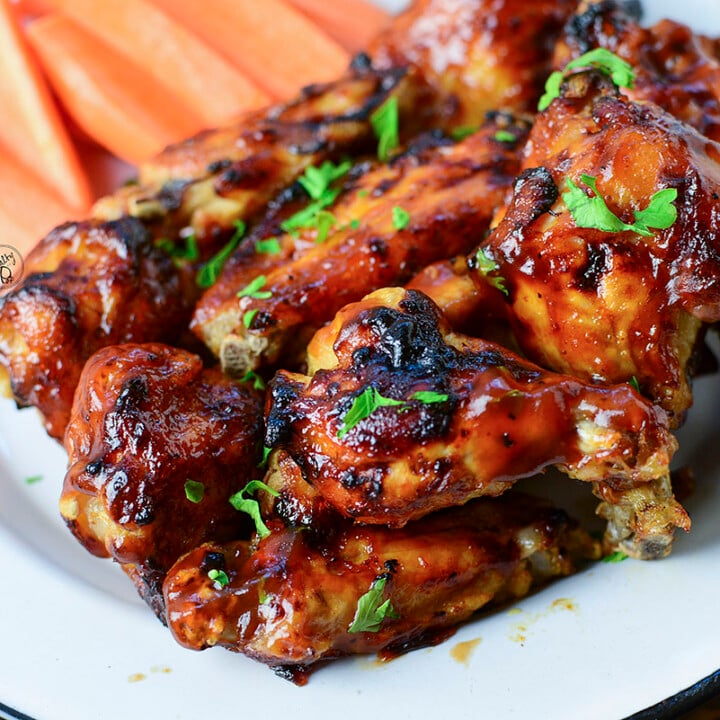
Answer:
[[163, 491, 600, 680], [0, 220, 196, 440], [479, 72, 720, 420], [265, 288, 686, 558], [60, 343, 264, 618], [207, 114, 528, 375], [554, 0, 720, 142], [369, 0, 579, 127]]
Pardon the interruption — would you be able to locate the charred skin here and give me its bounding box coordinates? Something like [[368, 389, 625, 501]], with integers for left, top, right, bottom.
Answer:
[[554, 0, 720, 142], [163, 491, 600, 679], [60, 343, 264, 618], [369, 0, 579, 128], [265, 288, 686, 559], [209, 115, 528, 376], [479, 72, 720, 420], [0, 220, 196, 440]]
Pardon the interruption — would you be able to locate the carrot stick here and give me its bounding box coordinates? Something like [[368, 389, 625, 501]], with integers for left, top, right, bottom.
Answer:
[[25, 14, 205, 165], [53, 0, 268, 128], [284, 0, 390, 52], [0, 0, 90, 210], [149, 0, 350, 100], [0, 147, 74, 256], [8, 0, 55, 18]]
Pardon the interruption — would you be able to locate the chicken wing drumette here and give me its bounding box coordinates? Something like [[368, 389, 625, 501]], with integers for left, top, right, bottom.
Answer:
[[60, 343, 264, 618], [163, 491, 600, 681], [477, 71, 720, 421], [265, 287, 686, 559]]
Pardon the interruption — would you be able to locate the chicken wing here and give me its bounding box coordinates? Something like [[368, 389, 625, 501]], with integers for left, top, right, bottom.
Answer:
[[265, 287, 686, 559], [478, 71, 720, 420], [60, 343, 264, 618], [207, 114, 528, 376], [163, 491, 600, 681]]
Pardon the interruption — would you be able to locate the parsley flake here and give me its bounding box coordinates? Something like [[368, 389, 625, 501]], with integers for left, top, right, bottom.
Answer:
[[24, 474, 43, 485], [315, 210, 337, 244], [337, 387, 404, 439], [238, 275, 273, 300], [392, 206, 410, 231], [475, 247, 508, 295], [563, 175, 677, 237], [370, 96, 400, 162], [494, 130, 517, 143], [258, 445, 272, 469], [228, 480, 279, 538], [629, 376, 640, 393], [155, 233, 199, 263], [298, 160, 352, 200], [450, 125, 478, 141], [197, 220, 245, 288], [208, 568, 229, 588], [539, 48, 635, 111], [255, 237, 281, 255], [240, 370, 266, 391], [243, 309, 259, 329], [410, 390, 449, 404], [602, 550, 629, 563], [281, 187, 342, 234], [184, 479, 205, 504], [349, 576, 399, 633]]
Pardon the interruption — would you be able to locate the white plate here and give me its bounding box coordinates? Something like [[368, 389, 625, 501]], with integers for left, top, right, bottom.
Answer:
[[2, 1, 720, 718]]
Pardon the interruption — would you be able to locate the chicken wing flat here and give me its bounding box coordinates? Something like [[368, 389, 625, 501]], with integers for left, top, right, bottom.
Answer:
[[265, 287, 686, 558], [0, 220, 196, 439], [206, 114, 528, 376], [369, 0, 579, 127], [553, 0, 720, 142], [162, 491, 600, 680], [60, 343, 263, 617], [478, 71, 720, 421]]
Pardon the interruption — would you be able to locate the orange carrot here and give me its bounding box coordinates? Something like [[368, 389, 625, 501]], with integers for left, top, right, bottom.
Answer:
[[25, 14, 205, 165], [284, 0, 390, 52], [0, 146, 74, 256], [53, 0, 268, 128], [8, 0, 55, 18], [149, 0, 350, 100], [0, 0, 90, 210]]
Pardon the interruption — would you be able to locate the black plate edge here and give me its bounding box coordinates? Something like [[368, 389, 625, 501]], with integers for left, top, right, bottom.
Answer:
[[0, 702, 37, 720], [624, 668, 720, 720]]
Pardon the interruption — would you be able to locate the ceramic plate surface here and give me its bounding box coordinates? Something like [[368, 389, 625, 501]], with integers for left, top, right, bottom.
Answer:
[[2, 1, 720, 718]]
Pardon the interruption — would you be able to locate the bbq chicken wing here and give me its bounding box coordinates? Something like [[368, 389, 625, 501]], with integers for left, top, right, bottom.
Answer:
[[0, 219, 196, 439], [478, 72, 720, 421], [200, 114, 528, 376], [60, 343, 264, 618], [163, 491, 600, 680], [265, 287, 686, 559]]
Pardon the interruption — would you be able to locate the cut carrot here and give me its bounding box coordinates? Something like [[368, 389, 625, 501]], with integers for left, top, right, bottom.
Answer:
[[25, 14, 205, 165], [285, 0, 390, 52], [53, 0, 268, 128], [149, 0, 350, 100], [0, 146, 74, 256], [0, 0, 90, 210], [8, 0, 55, 18]]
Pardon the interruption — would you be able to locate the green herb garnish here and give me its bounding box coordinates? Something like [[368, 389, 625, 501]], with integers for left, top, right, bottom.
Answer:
[[197, 220, 245, 288], [237, 275, 273, 300], [370, 96, 400, 162], [563, 175, 677, 237], [24, 475, 43, 485], [243, 309, 259, 329], [228, 480, 280, 539], [337, 387, 405, 439], [258, 445, 272, 469], [298, 160, 352, 200], [349, 576, 399, 633], [629, 376, 640, 392], [539, 48, 635, 111], [315, 210, 337, 244], [208, 569, 230, 588], [494, 130, 517, 143], [410, 390, 449, 404], [392, 206, 410, 231], [450, 125, 478, 141], [281, 187, 341, 234], [475, 247, 508, 296], [240, 370, 266, 391], [184, 479, 205, 504], [255, 237, 281, 255], [602, 550, 629, 563], [349, 218, 361, 230], [155, 233, 199, 263]]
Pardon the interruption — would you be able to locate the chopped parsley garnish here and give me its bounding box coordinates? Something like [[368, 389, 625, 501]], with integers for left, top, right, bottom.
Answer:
[[370, 96, 399, 162], [563, 175, 677, 237], [450, 125, 478, 141], [392, 206, 410, 231], [237, 275, 273, 300], [196, 220, 245, 288], [349, 218, 361, 230], [228, 480, 279, 539], [208, 569, 229, 588], [240, 370, 266, 391], [338, 387, 450, 438], [243, 309, 259, 329], [255, 237, 281, 255], [280, 187, 341, 234], [349, 576, 399, 633], [475, 247, 508, 296], [315, 210, 337, 244], [258, 445, 272, 469], [24, 474, 43, 485], [629, 376, 640, 392], [494, 130, 517, 143], [539, 48, 635, 111], [184, 479, 205, 504], [298, 160, 352, 200], [602, 550, 629, 563], [155, 233, 199, 263]]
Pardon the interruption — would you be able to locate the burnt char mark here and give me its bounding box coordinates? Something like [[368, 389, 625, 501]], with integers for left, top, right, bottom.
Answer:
[[265, 374, 304, 448], [509, 168, 560, 226], [350, 52, 373, 72], [115, 376, 150, 413], [131, 562, 167, 624], [107, 216, 153, 256], [563, 0, 640, 55], [392, 130, 454, 163], [575, 243, 609, 291], [271, 664, 311, 686], [157, 180, 190, 212]]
